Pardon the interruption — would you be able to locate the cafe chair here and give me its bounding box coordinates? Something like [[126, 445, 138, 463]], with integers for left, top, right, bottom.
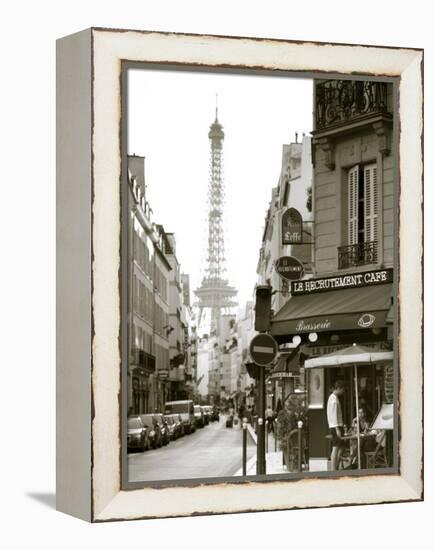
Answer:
[[338, 444, 353, 470], [365, 431, 388, 469]]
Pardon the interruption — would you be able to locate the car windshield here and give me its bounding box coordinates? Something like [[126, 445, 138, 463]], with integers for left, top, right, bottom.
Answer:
[[140, 415, 154, 427], [128, 417, 142, 430], [154, 414, 163, 423]]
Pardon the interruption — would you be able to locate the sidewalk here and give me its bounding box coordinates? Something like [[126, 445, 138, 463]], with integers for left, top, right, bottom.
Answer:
[[235, 425, 287, 476]]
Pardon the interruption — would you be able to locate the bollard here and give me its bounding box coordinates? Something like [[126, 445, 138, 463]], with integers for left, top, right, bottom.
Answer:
[[257, 417, 267, 475], [242, 417, 247, 476], [274, 420, 277, 452], [266, 420, 268, 453], [297, 420, 303, 473]]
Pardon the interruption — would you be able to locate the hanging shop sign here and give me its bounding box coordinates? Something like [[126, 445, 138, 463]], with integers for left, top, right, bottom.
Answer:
[[291, 268, 393, 295], [282, 207, 303, 245], [275, 256, 304, 281]]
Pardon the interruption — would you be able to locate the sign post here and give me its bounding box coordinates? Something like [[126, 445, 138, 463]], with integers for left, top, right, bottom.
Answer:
[[249, 334, 278, 475]]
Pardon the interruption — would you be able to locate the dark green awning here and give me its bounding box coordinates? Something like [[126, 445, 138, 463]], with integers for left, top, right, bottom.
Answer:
[[270, 284, 393, 337]]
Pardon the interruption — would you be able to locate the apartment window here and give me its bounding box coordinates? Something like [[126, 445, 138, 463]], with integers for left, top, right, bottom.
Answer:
[[339, 163, 378, 269], [348, 163, 378, 245]]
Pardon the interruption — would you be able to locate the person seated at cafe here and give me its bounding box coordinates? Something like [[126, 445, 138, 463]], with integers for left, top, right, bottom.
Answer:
[[347, 407, 376, 468]]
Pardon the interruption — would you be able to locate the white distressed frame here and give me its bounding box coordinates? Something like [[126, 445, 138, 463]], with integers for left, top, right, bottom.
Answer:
[[57, 28, 423, 522]]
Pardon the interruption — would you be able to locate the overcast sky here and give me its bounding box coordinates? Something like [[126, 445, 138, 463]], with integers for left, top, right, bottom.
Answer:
[[128, 68, 313, 311]]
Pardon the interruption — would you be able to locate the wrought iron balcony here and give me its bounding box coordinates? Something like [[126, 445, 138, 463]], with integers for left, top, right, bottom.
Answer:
[[338, 241, 378, 269], [315, 80, 389, 131]]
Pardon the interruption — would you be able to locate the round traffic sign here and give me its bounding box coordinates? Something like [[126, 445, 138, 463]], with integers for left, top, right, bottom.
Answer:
[[249, 333, 278, 366]]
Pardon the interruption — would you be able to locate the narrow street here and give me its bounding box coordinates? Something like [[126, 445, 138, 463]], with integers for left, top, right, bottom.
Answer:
[[128, 416, 256, 482]]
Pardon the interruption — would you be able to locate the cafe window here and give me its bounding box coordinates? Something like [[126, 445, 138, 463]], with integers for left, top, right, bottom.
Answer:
[[348, 163, 378, 245]]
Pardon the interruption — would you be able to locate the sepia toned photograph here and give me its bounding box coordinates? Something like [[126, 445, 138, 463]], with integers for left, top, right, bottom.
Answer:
[[123, 67, 397, 484]]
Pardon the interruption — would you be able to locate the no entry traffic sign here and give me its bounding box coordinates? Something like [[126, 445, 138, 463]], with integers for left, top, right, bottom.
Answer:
[[249, 333, 278, 366]]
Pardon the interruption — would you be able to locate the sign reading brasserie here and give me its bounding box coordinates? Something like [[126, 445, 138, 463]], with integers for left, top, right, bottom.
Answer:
[[291, 268, 393, 295], [275, 256, 304, 281], [282, 208, 303, 245]]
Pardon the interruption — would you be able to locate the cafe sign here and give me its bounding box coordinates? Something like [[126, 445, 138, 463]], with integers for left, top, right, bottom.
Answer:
[[275, 256, 304, 281], [291, 268, 393, 295], [282, 208, 303, 245], [277, 311, 388, 335]]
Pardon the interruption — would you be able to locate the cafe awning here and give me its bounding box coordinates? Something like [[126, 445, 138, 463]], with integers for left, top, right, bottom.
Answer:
[[269, 349, 300, 379], [304, 343, 393, 369], [270, 283, 393, 337]]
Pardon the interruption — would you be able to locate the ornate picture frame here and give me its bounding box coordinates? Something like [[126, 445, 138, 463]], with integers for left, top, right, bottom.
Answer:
[[56, 28, 423, 522]]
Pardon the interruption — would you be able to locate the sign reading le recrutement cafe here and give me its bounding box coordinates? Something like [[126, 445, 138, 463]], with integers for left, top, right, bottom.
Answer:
[[291, 268, 393, 295]]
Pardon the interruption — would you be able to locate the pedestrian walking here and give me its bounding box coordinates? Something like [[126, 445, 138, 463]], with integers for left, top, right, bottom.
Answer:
[[327, 379, 345, 470]]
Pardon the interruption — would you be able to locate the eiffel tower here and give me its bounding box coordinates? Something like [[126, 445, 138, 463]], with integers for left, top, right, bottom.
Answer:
[[194, 104, 238, 334]]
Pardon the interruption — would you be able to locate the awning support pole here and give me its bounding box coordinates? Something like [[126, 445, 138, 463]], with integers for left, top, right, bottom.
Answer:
[[354, 365, 361, 470]]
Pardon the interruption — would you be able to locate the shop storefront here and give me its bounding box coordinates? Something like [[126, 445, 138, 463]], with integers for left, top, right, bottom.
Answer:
[[270, 268, 394, 471]]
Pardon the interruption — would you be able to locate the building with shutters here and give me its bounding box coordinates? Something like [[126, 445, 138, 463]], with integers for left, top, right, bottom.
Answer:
[[257, 135, 313, 314], [269, 79, 396, 471], [255, 134, 313, 413], [127, 155, 171, 415]]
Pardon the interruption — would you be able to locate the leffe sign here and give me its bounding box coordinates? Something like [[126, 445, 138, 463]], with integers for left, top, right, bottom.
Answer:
[[282, 208, 303, 245], [291, 268, 393, 296]]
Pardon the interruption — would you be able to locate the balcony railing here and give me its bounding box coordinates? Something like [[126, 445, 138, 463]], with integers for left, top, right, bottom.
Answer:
[[315, 80, 389, 131], [338, 241, 378, 269]]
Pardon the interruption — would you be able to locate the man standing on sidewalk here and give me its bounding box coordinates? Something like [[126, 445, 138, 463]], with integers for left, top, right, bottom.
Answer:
[[327, 380, 345, 470]]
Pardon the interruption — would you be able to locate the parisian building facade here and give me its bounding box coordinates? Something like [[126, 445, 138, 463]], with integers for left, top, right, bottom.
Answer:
[[268, 79, 395, 471], [127, 155, 195, 415]]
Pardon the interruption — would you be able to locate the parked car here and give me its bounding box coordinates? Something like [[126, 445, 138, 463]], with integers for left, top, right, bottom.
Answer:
[[127, 416, 148, 452], [153, 413, 171, 445], [164, 400, 196, 434], [202, 405, 213, 423], [171, 413, 185, 437], [194, 405, 205, 428], [164, 415, 178, 440], [139, 414, 161, 449], [201, 405, 210, 425]]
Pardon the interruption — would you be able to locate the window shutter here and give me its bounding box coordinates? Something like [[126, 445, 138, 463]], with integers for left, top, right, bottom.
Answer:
[[348, 165, 359, 245], [364, 164, 377, 243]]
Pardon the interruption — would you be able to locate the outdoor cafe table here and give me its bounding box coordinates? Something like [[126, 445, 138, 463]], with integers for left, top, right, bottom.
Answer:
[[325, 432, 378, 468]]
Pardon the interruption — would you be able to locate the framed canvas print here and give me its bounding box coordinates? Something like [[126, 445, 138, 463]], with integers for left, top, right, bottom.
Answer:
[[56, 28, 423, 522]]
